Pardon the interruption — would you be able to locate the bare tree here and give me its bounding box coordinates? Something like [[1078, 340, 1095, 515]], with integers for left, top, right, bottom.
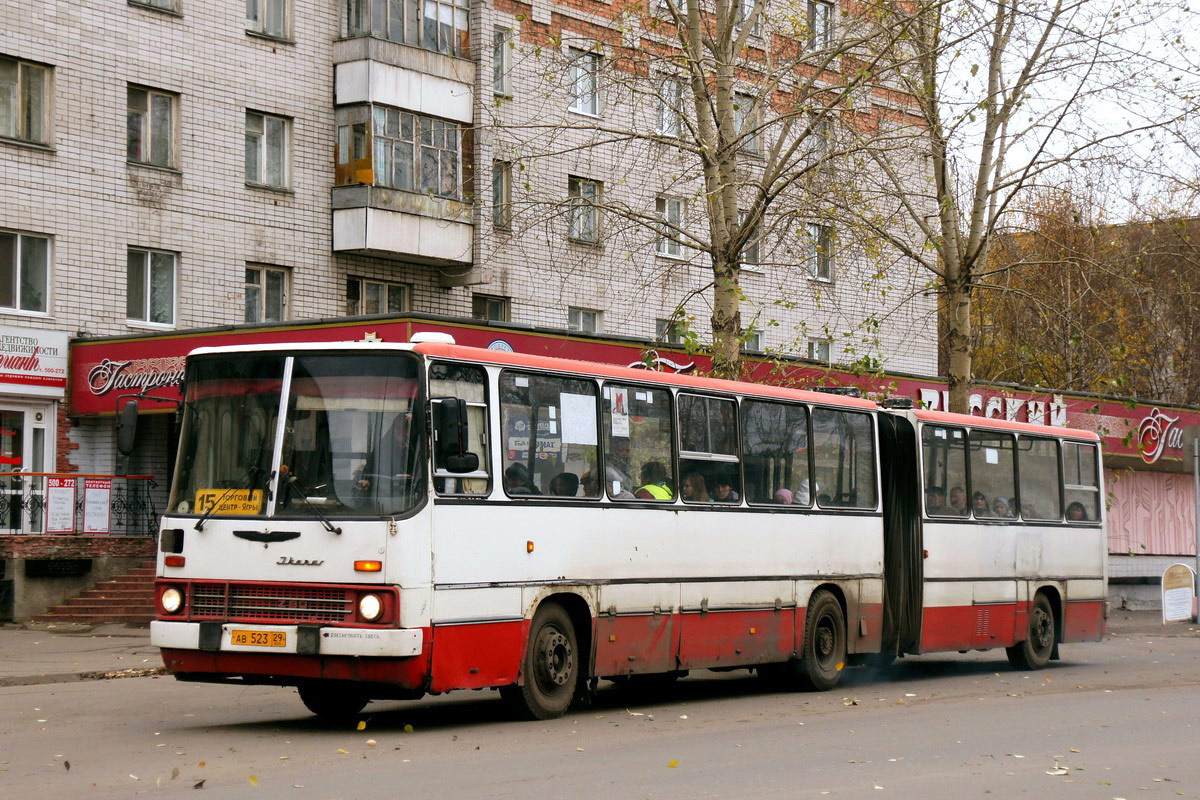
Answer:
[[837, 0, 1197, 409], [481, 0, 934, 378]]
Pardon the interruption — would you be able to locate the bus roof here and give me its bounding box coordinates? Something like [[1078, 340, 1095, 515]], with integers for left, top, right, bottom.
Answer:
[[912, 408, 1100, 441]]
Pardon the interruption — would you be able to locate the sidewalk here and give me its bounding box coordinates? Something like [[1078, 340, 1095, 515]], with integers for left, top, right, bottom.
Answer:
[[0, 622, 161, 687], [0, 610, 1196, 688]]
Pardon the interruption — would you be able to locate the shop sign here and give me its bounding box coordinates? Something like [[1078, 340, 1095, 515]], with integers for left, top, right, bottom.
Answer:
[[0, 326, 67, 391], [1137, 408, 1184, 464]]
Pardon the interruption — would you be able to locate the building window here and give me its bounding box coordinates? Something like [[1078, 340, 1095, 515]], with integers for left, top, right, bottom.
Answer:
[[655, 318, 683, 345], [343, 0, 469, 58], [245, 111, 289, 188], [346, 277, 408, 316], [568, 49, 600, 116], [0, 56, 49, 145], [0, 231, 48, 313], [133, 0, 178, 10], [804, 113, 830, 166], [246, 0, 288, 38], [656, 76, 682, 137], [492, 161, 512, 229], [808, 338, 831, 363], [805, 222, 833, 280], [742, 330, 762, 352], [808, 0, 833, 49], [126, 248, 176, 325], [472, 294, 509, 322], [656, 196, 685, 258], [353, 106, 459, 199], [493, 27, 513, 96], [245, 265, 289, 323], [736, 0, 760, 35], [734, 93, 759, 154], [568, 307, 601, 333], [739, 210, 761, 270], [127, 86, 176, 168], [568, 177, 601, 243]]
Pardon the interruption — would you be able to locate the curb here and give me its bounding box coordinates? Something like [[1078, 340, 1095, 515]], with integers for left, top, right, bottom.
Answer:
[[0, 666, 167, 688]]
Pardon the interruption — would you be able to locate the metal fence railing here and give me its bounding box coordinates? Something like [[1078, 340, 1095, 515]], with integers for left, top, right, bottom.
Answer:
[[0, 473, 159, 537]]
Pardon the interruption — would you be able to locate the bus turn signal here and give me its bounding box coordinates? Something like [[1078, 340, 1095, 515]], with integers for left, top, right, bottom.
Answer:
[[354, 560, 382, 572]]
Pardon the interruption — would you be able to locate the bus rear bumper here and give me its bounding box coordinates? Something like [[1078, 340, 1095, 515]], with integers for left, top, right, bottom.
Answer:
[[151, 620, 423, 658]]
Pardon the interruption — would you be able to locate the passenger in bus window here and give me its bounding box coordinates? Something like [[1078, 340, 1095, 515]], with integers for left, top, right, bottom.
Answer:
[[357, 412, 414, 493], [971, 491, 990, 516], [549, 472, 579, 497], [607, 437, 635, 493], [795, 478, 817, 505], [712, 472, 740, 503], [504, 463, 540, 495], [1066, 501, 1088, 521], [949, 486, 968, 515], [682, 472, 710, 502], [991, 497, 1012, 518], [773, 488, 793, 505], [634, 461, 673, 500], [925, 486, 955, 516]]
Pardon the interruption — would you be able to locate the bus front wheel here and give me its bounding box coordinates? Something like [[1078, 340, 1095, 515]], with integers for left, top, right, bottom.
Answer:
[[297, 682, 370, 722], [502, 603, 578, 720], [1007, 593, 1055, 670], [799, 590, 847, 691]]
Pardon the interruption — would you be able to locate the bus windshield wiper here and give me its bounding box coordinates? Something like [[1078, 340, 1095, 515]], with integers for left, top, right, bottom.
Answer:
[[284, 472, 343, 535], [194, 464, 271, 532]]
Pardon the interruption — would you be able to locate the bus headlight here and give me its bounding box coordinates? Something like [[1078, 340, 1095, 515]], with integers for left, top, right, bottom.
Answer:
[[160, 586, 184, 614], [358, 593, 384, 622]]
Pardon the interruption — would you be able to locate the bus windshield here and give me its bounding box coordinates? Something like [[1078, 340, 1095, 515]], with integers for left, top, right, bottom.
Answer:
[[170, 352, 424, 518]]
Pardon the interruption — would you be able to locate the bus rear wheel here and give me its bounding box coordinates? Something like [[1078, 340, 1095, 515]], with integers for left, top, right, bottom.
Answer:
[[799, 590, 847, 691], [297, 682, 370, 723], [1007, 593, 1056, 670], [502, 603, 578, 720]]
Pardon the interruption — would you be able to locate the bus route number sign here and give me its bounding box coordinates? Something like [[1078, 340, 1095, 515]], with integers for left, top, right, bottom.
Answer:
[[195, 489, 264, 516]]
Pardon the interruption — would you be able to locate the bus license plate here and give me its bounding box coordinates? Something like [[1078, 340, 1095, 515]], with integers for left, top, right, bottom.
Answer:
[[230, 629, 287, 648]]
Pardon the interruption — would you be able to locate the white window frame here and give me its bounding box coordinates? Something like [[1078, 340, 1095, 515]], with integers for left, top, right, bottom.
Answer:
[[808, 0, 834, 50], [808, 338, 832, 363], [806, 222, 833, 281], [127, 86, 177, 168], [245, 110, 290, 189], [568, 177, 601, 243], [656, 76, 683, 138], [568, 49, 601, 116], [0, 230, 50, 314], [736, 0, 761, 36], [656, 196, 686, 258], [246, 0, 290, 38], [370, 106, 461, 200], [492, 160, 512, 229], [0, 56, 50, 145], [742, 330, 762, 352], [568, 307, 602, 333], [804, 113, 830, 166], [347, 277, 409, 316], [131, 0, 178, 12], [493, 27, 514, 96], [245, 264, 290, 323], [739, 210, 762, 271], [126, 248, 176, 327], [656, 318, 683, 345], [735, 93, 760, 154]]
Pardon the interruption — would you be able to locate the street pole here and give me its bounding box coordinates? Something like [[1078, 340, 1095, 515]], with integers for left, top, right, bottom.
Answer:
[[1194, 437, 1199, 622]]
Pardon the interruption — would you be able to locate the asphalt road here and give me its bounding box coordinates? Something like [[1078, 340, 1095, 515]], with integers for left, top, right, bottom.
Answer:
[[2, 629, 1198, 799]]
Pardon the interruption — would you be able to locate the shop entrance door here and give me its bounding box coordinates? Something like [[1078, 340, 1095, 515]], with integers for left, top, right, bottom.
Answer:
[[0, 405, 51, 533]]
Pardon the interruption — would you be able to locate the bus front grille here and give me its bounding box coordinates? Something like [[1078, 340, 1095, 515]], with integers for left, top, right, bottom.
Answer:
[[189, 582, 353, 623]]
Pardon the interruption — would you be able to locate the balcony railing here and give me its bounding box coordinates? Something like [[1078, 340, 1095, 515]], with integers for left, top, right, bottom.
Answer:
[[0, 473, 159, 537]]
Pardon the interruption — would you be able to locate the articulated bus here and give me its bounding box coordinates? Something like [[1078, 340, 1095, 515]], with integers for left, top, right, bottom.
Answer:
[[144, 335, 1106, 720]]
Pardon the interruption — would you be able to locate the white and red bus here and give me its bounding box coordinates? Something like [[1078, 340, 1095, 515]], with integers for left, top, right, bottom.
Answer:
[[142, 336, 1106, 720]]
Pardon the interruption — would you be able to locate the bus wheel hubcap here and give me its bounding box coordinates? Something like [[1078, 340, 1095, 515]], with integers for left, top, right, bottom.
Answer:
[[1032, 608, 1053, 650], [537, 628, 572, 687]]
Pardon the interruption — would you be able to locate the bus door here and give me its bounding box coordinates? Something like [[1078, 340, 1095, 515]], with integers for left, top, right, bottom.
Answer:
[[877, 413, 923, 657]]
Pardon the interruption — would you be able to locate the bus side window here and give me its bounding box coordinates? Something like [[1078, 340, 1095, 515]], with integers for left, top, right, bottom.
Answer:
[[678, 393, 741, 504], [741, 399, 810, 507], [968, 431, 1016, 519], [1063, 442, 1100, 522], [603, 384, 675, 501], [431, 362, 490, 496], [499, 371, 600, 498], [1017, 437, 1062, 520], [811, 408, 877, 509], [921, 425, 967, 517]]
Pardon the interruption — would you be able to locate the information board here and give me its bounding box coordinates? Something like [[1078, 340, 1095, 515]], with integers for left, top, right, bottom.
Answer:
[[45, 476, 75, 534], [1162, 563, 1196, 623], [82, 478, 112, 534]]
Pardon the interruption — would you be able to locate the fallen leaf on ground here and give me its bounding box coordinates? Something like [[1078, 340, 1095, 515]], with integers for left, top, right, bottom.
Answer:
[[357, 721, 367, 731], [404, 724, 415, 733], [193, 779, 206, 789], [248, 776, 258, 786], [668, 760, 678, 768]]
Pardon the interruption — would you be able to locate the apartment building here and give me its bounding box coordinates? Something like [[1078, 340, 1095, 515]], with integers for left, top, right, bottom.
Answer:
[[1, 0, 938, 490]]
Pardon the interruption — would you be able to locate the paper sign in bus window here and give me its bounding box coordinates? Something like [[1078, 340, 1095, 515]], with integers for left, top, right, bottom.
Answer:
[[610, 387, 630, 437], [560, 393, 598, 445], [985, 448, 999, 464]]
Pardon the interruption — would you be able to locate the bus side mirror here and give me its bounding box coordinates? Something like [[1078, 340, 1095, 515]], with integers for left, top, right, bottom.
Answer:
[[116, 399, 139, 456], [435, 398, 479, 474]]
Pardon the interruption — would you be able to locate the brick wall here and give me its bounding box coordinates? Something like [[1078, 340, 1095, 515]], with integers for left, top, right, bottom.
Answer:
[[0, 535, 155, 560]]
